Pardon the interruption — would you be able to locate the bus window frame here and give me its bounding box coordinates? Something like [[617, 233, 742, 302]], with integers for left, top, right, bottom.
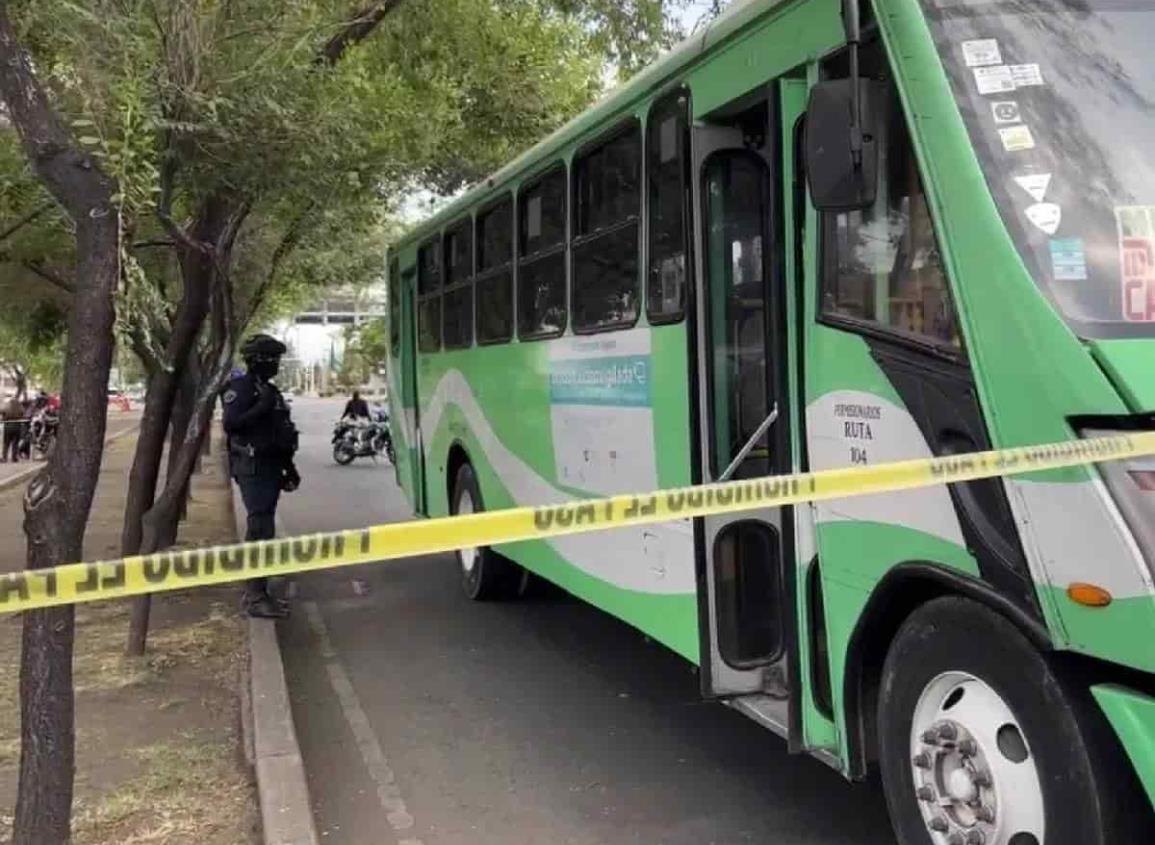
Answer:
[[388, 253, 401, 357], [571, 118, 643, 335], [442, 216, 475, 350], [646, 88, 692, 327], [813, 45, 966, 364], [475, 192, 516, 346], [417, 235, 443, 353], [517, 161, 569, 342]]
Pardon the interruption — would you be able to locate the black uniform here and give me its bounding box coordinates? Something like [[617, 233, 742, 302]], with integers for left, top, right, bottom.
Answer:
[[222, 365, 299, 607]]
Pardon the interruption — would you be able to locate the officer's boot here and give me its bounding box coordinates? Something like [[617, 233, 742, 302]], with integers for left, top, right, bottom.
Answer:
[[245, 593, 289, 619]]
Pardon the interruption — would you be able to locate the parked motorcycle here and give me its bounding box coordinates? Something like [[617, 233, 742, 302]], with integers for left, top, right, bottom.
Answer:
[[332, 408, 394, 465]]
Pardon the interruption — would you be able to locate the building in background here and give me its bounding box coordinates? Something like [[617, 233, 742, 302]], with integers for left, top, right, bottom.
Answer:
[[274, 282, 387, 395]]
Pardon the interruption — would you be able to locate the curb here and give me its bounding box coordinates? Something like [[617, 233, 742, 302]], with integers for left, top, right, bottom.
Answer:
[[0, 421, 141, 494], [232, 478, 320, 845]]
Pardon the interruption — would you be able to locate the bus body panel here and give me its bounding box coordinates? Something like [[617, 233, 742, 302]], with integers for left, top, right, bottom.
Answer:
[[1092, 684, 1155, 810], [416, 327, 701, 662]]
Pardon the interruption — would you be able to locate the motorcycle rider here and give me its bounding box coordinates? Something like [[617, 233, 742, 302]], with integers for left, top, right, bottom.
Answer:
[[342, 390, 370, 421], [223, 334, 301, 619], [341, 390, 372, 449]]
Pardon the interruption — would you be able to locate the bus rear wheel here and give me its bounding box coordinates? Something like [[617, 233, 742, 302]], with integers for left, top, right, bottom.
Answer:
[[450, 463, 521, 601], [878, 596, 1143, 845]]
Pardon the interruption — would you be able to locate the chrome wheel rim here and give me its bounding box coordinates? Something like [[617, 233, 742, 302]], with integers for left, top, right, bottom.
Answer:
[[457, 491, 478, 574], [909, 672, 1045, 845]]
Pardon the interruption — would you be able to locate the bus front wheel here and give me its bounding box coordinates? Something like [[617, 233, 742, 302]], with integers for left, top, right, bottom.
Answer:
[[450, 463, 521, 601], [878, 596, 1144, 845]]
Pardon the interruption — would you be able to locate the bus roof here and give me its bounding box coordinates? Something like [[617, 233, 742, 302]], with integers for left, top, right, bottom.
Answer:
[[396, 0, 786, 248]]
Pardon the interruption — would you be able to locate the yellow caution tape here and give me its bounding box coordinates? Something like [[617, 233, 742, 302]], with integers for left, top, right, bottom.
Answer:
[[2, 432, 1154, 614]]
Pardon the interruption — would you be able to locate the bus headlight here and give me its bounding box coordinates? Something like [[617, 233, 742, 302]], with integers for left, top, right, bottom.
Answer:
[[1082, 428, 1155, 573]]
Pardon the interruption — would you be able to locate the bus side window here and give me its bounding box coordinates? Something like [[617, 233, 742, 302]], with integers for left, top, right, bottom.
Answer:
[[443, 218, 474, 350], [819, 81, 961, 351], [388, 255, 401, 357], [647, 91, 690, 323], [572, 121, 641, 332], [417, 237, 442, 353], [477, 197, 514, 344], [518, 165, 567, 339]]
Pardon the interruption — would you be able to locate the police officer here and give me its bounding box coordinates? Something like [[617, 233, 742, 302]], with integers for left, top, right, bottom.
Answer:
[[223, 334, 301, 618]]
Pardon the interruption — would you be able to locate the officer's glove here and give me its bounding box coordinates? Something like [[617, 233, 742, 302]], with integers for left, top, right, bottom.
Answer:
[[254, 383, 277, 413], [281, 463, 301, 493]]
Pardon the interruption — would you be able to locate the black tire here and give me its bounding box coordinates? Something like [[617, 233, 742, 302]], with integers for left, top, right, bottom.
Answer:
[[878, 596, 1146, 845], [450, 463, 521, 601], [333, 443, 355, 465]]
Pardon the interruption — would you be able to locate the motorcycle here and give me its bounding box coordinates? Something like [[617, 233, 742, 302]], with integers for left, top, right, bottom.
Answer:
[[332, 407, 394, 465]]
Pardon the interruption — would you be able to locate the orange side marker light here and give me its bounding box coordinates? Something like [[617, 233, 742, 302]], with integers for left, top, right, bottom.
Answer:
[[1067, 583, 1113, 608]]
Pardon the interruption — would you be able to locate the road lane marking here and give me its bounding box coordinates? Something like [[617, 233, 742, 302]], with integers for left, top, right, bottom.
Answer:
[[303, 601, 425, 844]]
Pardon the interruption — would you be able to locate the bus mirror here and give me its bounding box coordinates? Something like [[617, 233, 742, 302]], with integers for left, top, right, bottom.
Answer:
[[805, 79, 880, 212]]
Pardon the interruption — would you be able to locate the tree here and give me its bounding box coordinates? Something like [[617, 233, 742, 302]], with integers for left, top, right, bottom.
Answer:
[[338, 316, 388, 388], [0, 3, 121, 842]]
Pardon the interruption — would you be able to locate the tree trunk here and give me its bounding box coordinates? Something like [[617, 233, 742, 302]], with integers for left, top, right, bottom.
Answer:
[[0, 7, 121, 843], [120, 197, 229, 565], [125, 192, 240, 656], [126, 292, 238, 656], [123, 359, 198, 657], [167, 354, 200, 522]]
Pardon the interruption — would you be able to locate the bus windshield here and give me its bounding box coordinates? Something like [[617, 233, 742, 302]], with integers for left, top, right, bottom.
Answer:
[[920, 0, 1155, 338]]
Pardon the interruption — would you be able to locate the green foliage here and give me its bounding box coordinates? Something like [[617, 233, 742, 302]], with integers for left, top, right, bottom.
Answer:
[[0, 0, 689, 375], [0, 267, 69, 390], [338, 317, 388, 388], [549, 0, 692, 77]]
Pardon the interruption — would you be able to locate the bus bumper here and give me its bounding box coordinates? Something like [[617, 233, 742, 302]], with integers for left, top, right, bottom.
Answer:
[[1092, 683, 1155, 811]]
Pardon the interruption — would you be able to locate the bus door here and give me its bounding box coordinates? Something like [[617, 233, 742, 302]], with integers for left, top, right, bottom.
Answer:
[[691, 91, 793, 726], [401, 267, 427, 514]]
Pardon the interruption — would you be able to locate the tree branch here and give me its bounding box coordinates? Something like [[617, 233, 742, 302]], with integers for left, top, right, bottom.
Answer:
[[154, 138, 211, 256], [242, 205, 313, 327], [0, 202, 53, 245], [21, 260, 74, 293], [0, 7, 115, 226], [317, 0, 404, 66]]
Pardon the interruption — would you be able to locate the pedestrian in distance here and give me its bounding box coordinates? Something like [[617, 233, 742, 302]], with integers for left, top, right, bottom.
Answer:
[[0, 394, 23, 463], [222, 334, 301, 619]]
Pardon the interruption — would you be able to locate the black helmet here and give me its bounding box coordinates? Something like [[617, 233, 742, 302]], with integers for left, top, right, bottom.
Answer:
[[240, 333, 287, 363]]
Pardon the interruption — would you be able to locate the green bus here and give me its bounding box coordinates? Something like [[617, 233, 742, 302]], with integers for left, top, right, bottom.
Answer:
[[386, 0, 1155, 841]]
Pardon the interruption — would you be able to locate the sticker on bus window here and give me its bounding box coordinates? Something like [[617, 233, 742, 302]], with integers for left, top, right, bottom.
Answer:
[[1014, 173, 1051, 203], [1026, 202, 1061, 235], [962, 39, 1002, 68], [1115, 206, 1155, 322], [991, 101, 1021, 124], [1010, 64, 1045, 88], [974, 65, 1015, 95], [1049, 238, 1087, 281], [999, 124, 1035, 152]]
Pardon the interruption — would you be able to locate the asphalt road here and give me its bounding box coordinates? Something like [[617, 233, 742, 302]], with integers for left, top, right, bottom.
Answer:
[[277, 396, 896, 845]]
